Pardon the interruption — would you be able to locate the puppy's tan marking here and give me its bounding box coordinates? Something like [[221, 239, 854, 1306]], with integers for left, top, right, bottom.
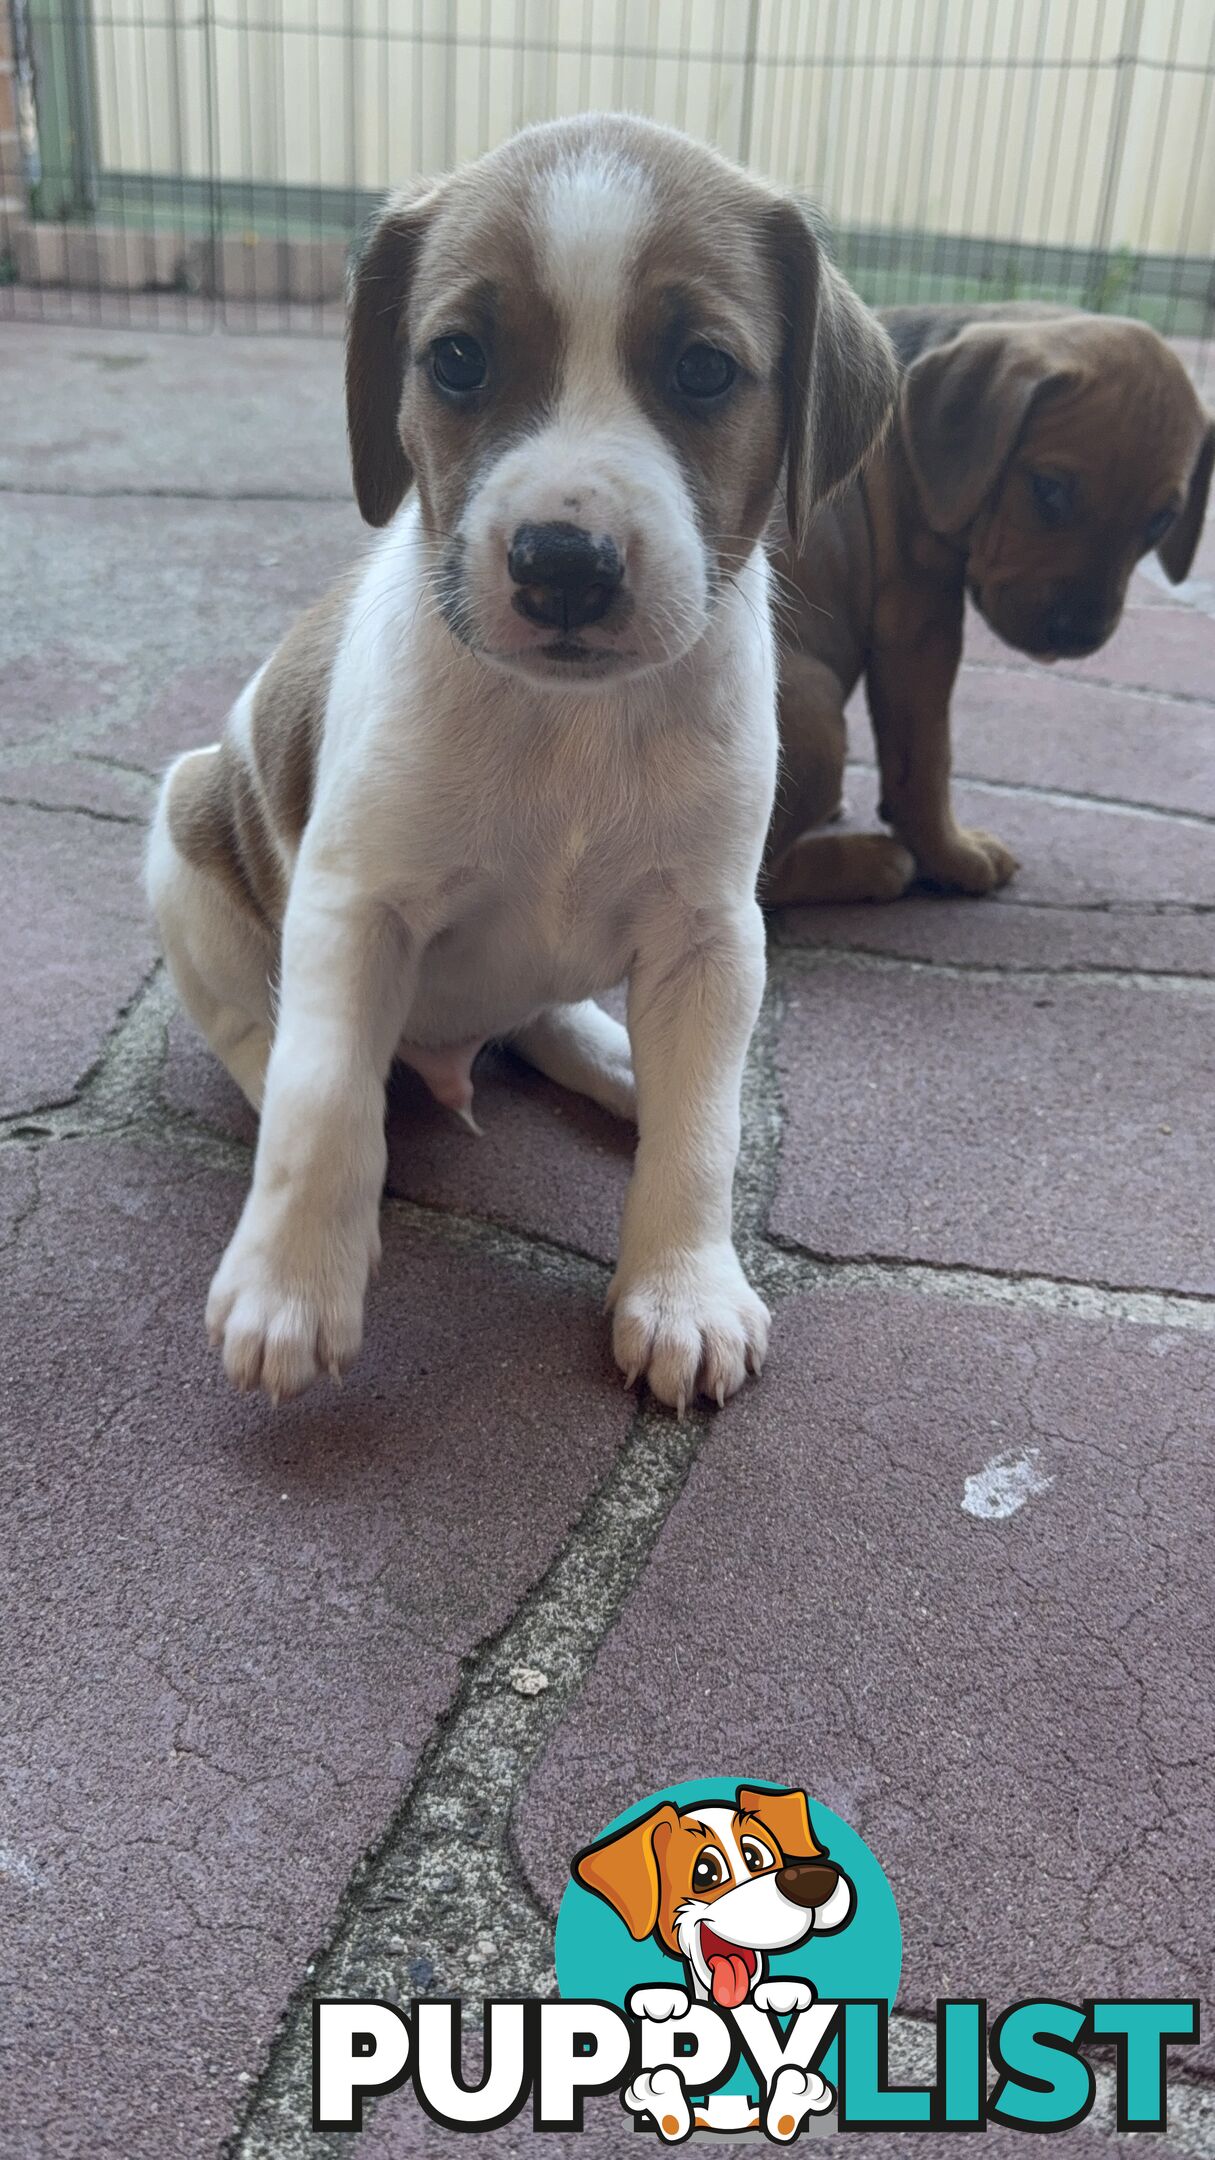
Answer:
[[249, 575, 353, 846], [168, 737, 285, 926]]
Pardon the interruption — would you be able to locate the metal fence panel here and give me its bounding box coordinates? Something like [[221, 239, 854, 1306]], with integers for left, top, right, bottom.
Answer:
[[2, 0, 1212, 341]]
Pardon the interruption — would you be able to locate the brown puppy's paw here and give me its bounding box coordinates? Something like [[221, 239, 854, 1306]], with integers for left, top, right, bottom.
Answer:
[[764, 831, 916, 906], [919, 827, 1018, 896]]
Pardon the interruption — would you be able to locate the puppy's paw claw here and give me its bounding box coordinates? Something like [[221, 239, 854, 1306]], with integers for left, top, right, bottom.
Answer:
[[206, 1234, 368, 1402], [609, 1245, 769, 1412]]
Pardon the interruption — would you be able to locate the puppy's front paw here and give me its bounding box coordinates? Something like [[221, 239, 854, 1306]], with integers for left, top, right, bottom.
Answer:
[[919, 826, 1018, 895], [206, 1213, 376, 1401], [609, 1244, 769, 1413]]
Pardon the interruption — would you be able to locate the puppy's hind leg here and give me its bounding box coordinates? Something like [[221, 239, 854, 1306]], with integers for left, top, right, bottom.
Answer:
[[763, 649, 914, 906], [511, 1000, 636, 1123], [762, 828, 916, 906], [147, 747, 277, 1110]]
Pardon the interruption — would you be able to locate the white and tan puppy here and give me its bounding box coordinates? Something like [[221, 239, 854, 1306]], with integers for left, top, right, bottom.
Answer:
[[147, 114, 896, 1409]]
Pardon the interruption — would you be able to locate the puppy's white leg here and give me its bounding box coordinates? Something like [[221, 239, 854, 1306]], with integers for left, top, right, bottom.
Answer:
[[147, 748, 275, 1108], [609, 900, 768, 1411], [511, 999, 636, 1122], [205, 873, 417, 1400]]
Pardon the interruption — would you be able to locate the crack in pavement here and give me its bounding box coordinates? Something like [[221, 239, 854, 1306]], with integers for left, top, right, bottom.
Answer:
[[845, 757, 1215, 831], [772, 943, 1215, 999], [0, 481, 350, 503], [228, 1396, 705, 2158], [0, 790, 148, 828], [964, 655, 1215, 713]]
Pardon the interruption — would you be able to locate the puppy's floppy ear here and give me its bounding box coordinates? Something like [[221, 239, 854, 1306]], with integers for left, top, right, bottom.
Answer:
[[572, 1803, 680, 1941], [901, 323, 1082, 534], [736, 1783, 823, 1862], [346, 182, 442, 527], [1158, 419, 1214, 583], [766, 199, 898, 549]]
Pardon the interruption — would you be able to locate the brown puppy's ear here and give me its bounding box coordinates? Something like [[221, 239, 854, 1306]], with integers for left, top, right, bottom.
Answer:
[[901, 324, 1081, 534], [572, 1803, 680, 1941], [736, 1783, 823, 1861], [767, 200, 898, 549], [1158, 419, 1214, 583], [346, 183, 442, 527]]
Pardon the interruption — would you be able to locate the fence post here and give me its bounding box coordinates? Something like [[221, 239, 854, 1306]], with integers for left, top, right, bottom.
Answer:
[[23, 0, 96, 218], [1085, 0, 1144, 310], [737, 0, 762, 166]]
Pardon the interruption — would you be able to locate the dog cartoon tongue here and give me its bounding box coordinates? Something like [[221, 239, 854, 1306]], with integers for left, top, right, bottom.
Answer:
[[708, 1951, 752, 2008], [701, 1928, 756, 2008]]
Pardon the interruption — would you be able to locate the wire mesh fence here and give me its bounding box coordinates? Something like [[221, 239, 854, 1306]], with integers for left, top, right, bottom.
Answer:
[[3, 0, 1214, 345]]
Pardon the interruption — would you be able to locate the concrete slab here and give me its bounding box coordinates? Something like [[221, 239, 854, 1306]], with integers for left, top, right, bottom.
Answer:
[[384, 1057, 633, 1266], [964, 601, 1214, 704], [771, 958, 1215, 1292], [777, 893, 1215, 978], [1, 494, 362, 804], [846, 663, 1215, 817], [516, 1287, 1215, 2072], [0, 321, 349, 499], [778, 771, 1215, 977], [0, 1141, 629, 2160], [0, 801, 155, 1117]]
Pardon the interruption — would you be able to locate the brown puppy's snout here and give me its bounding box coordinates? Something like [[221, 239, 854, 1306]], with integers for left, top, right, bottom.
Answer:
[[1043, 594, 1114, 658], [508, 522, 623, 632], [776, 1859, 841, 1909]]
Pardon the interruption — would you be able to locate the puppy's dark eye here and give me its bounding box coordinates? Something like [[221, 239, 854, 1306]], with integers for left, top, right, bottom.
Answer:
[[674, 344, 737, 400], [740, 1836, 775, 1874], [692, 1849, 726, 1892], [1029, 471, 1075, 527], [431, 334, 488, 395], [1145, 505, 1177, 547]]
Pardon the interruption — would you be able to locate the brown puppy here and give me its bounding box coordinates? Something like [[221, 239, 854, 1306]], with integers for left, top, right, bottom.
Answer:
[[765, 304, 1214, 905]]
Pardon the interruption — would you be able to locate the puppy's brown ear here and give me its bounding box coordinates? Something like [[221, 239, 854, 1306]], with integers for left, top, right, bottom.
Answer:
[[1158, 419, 1214, 583], [572, 1803, 680, 1941], [346, 184, 442, 527], [767, 200, 898, 549], [902, 324, 1081, 534], [736, 1784, 823, 1862]]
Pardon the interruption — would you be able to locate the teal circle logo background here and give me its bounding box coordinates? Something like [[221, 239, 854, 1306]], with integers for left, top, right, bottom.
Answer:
[[555, 1778, 901, 2085]]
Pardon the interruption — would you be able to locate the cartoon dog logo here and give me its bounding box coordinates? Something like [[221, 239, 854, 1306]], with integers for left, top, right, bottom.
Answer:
[[573, 1784, 854, 2136]]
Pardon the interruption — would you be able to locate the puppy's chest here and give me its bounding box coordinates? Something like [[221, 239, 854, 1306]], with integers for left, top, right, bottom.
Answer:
[[451, 818, 643, 974]]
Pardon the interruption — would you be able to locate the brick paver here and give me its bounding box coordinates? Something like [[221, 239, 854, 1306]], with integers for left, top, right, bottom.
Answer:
[[0, 1142, 629, 2160], [772, 959, 1215, 1292], [517, 1288, 1215, 2071], [0, 802, 155, 1116]]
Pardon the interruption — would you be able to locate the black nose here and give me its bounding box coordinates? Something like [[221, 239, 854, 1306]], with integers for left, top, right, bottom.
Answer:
[[507, 521, 622, 632], [776, 1860, 840, 1910], [1045, 603, 1108, 656]]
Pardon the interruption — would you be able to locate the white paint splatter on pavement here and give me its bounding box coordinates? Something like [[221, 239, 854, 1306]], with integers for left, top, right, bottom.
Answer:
[[962, 1447, 1053, 1521], [0, 1847, 48, 1890]]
